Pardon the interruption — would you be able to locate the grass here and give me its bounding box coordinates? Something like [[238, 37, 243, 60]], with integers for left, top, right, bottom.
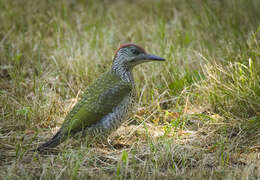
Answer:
[[0, 0, 260, 179]]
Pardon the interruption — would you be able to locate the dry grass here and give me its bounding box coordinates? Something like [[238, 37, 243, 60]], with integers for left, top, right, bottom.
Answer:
[[0, 0, 260, 179]]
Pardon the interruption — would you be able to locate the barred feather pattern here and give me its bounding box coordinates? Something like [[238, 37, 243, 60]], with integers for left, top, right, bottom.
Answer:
[[87, 91, 135, 135], [35, 44, 158, 151], [87, 56, 136, 135]]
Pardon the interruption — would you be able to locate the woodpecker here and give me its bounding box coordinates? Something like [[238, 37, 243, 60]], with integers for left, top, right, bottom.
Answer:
[[36, 43, 165, 151]]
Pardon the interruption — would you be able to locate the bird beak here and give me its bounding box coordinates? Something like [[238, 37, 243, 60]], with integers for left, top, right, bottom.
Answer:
[[144, 54, 165, 61]]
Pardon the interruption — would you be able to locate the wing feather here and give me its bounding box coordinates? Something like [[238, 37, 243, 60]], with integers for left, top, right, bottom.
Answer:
[[60, 71, 132, 135]]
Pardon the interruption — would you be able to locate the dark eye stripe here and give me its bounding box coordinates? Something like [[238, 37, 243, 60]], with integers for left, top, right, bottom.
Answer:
[[131, 49, 140, 55]]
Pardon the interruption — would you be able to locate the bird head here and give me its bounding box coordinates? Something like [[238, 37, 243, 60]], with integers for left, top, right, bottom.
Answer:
[[112, 43, 165, 69]]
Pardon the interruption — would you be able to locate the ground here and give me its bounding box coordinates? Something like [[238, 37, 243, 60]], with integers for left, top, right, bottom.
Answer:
[[0, 0, 260, 179]]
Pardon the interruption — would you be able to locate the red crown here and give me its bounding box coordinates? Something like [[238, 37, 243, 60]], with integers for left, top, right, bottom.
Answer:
[[114, 43, 146, 56]]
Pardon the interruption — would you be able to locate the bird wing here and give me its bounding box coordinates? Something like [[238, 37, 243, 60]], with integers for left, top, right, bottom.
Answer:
[[60, 71, 132, 136]]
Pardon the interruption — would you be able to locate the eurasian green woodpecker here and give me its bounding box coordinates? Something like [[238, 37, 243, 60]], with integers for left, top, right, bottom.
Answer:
[[37, 43, 165, 151]]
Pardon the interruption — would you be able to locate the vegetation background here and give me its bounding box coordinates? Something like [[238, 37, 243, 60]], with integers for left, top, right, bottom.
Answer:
[[0, 0, 259, 179]]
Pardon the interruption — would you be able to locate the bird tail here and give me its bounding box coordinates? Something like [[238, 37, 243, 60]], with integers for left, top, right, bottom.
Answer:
[[36, 130, 64, 152]]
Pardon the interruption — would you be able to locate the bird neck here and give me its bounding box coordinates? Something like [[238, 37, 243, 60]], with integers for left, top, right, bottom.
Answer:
[[112, 59, 134, 83]]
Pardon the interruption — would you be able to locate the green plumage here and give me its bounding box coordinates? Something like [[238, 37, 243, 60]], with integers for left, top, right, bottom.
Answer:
[[61, 70, 133, 135], [36, 43, 165, 151], [37, 70, 134, 151]]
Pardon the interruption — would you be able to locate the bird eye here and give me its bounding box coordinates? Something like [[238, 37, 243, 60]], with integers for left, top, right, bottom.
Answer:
[[131, 49, 140, 55]]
